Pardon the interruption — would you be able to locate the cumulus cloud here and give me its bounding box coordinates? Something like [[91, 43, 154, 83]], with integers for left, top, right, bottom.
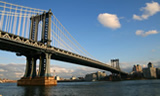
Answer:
[[50, 65, 100, 78], [0, 63, 105, 80], [0, 64, 25, 80], [133, 1, 160, 20], [154, 61, 160, 68], [98, 13, 121, 29], [0, 69, 6, 72], [135, 30, 158, 37], [119, 62, 133, 72]]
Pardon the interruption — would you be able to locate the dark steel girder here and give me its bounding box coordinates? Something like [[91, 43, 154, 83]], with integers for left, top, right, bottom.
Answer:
[[0, 37, 128, 76]]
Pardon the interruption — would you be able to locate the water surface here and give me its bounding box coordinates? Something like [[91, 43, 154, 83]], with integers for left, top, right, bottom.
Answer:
[[0, 80, 160, 96]]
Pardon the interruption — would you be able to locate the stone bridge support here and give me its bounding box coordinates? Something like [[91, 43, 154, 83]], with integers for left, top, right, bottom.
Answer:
[[17, 53, 57, 86], [24, 56, 37, 78], [38, 53, 51, 77]]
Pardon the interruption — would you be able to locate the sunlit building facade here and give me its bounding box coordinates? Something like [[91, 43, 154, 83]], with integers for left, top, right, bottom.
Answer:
[[143, 62, 157, 79]]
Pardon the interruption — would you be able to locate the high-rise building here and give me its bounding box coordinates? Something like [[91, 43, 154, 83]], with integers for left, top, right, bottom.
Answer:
[[85, 73, 97, 81], [85, 71, 107, 81], [156, 68, 160, 79], [131, 64, 143, 79], [71, 76, 77, 80], [96, 71, 107, 80], [148, 62, 153, 68], [143, 62, 157, 79], [55, 75, 60, 81], [132, 64, 142, 72]]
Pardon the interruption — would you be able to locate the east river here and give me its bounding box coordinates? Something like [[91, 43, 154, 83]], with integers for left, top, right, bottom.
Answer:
[[0, 80, 160, 96]]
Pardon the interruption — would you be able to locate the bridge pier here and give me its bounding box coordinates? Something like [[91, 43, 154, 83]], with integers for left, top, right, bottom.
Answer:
[[30, 57, 37, 78], [38, 53, 52, 77], [17, 53, 57, 86], [17, 9, 57, 86]]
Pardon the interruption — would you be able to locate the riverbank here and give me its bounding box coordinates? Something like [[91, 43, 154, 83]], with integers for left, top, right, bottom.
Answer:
[[0, 80, 17, 83]]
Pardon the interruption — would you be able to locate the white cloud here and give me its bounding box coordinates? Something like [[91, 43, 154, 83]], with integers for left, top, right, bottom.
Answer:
[[142, 64, 147, 68], [50, 66, 74, 74], [133, 1, 160, 20], [0, 64, 25, 80], [133, 14, 143, 20], [119, 62, 132, 72], [98, 13, 121, 29], [0, 63, 105, 80], [135, 30, 144, 36], [15, 72, 24, 78], [50, 65, 100, 78], [135, 30, 158, 37], [0, 69, 5, 72]]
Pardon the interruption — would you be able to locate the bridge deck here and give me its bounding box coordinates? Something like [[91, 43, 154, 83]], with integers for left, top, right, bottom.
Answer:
[[0, 30, 128, 75]]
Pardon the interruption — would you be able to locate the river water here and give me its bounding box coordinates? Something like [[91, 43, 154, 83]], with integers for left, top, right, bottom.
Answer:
[[0, 80, 160, 96]]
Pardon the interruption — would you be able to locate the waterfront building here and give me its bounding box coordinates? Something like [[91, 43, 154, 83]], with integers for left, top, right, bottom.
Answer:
[[97, 71, 107, 80], [55, 75, 60, 81], [85, 71, 107, 81], [85, 73, 97, 81], [148, 62, 153, 68], [131, 64, 143, 79], [143, 62, 157, 79], [132, 64, 142, 72], [71, 76, 76, 80], [156, 68, 160, 79], [78, 77, 84, 80]]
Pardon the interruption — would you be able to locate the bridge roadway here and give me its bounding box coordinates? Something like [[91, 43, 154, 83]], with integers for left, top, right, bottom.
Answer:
[[0, 30, 128, 75]]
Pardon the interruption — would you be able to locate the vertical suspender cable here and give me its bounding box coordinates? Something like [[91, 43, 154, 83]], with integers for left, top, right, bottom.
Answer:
[[7, 5, 12, 32], [13, 6, 17, 34], [4, 13, 8, 31], [6, 13, 10, 32], [25, 9, 31, 38], [0, 2, 6, 30], [56, 20, 57, 47], [22, 9, 27, 37], [9, 5, 14, 33], [51, 18, 53, 46], [51, 21, 76, 52], [52, 17, 53, 46], [17, 8, 22, 36]]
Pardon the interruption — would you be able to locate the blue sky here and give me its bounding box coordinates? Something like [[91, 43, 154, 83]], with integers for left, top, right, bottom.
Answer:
[[0, 0, 160, 79]]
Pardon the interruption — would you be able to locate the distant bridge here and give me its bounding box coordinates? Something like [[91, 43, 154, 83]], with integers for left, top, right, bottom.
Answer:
[[0, 1, 127, 85]]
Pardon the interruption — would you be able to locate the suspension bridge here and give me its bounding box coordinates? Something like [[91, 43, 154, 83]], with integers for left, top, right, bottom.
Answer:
[[0, 1, 128, 85]]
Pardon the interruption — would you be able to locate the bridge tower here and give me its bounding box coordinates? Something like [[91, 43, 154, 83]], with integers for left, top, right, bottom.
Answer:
[[111, 59, 121, 81], [17, 10, 57, 86], [111, 59, 120, 70], [29, 9, 52, 46]]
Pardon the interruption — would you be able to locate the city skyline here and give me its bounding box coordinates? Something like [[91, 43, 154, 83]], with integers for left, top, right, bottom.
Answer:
[[0, 0, 160, 80]]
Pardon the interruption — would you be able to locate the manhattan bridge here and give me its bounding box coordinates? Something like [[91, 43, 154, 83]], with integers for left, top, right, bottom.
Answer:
[[0, 1, 128, 85]]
